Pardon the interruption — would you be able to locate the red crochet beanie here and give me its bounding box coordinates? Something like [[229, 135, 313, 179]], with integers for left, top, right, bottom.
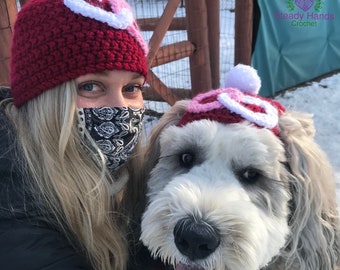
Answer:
[[10, 0, 148, 107], [178, 65, 286, 136]]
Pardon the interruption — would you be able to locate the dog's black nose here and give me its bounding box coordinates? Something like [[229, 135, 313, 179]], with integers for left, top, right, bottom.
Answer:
[[173, 217, 220, 260]]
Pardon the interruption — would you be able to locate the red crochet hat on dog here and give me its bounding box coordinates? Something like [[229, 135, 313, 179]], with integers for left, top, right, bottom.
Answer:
[[178, 64, 286, 136], [10, 0, 148, 107]]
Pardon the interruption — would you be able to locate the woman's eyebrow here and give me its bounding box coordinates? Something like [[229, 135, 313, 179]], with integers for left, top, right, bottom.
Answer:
[[96, 70, 110, 76], [131, 73, 145, 80], [96, 71, 144, 80]]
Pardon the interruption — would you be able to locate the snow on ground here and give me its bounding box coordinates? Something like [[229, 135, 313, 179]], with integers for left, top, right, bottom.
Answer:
[[275, 73, 340, 206]]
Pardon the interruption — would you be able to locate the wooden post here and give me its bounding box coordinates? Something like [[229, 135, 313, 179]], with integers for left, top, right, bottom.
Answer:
[[234, 0, 253, 66], [185, 0, 212, 95], [206, 0, 220, 89], [0, 0, 18, 85]]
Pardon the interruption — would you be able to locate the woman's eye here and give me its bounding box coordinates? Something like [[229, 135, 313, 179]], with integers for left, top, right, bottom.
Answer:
[[78, 81, 102, 92], [123, 84, 143, 93]]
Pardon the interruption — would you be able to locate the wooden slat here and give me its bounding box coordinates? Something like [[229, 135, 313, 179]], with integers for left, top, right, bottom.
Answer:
[[147, 70, 179, 105], [0, 0, 19, 86], [137, 17, 186, 32], [143, 86, 191, 102], [0, 0, 18, 30], [150, 41, 195, 68], [6, 0, 18, 30], [0, 58, 10, 86], [147, 0, 181, 68], [0, 28, 12, 59]]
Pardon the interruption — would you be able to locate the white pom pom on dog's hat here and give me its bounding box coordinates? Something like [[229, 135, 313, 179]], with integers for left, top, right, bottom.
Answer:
[[224, 64, 261, 95]]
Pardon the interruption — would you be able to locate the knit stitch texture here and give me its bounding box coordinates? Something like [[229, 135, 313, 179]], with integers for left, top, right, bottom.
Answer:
[[178, 88, 286, 136]]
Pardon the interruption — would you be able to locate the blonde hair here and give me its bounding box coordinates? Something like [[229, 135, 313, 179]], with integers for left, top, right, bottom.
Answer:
[[1, 81, 145, 270]]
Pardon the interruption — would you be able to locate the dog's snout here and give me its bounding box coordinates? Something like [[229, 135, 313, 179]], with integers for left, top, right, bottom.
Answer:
[[173, 218, 220, 260]]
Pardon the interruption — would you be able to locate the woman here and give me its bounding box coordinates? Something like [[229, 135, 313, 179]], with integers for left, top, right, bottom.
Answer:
[[0, 0, 148, 269]]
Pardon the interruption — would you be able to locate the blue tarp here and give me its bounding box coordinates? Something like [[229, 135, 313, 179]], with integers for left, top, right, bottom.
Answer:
[[252, 0, 340, 96]]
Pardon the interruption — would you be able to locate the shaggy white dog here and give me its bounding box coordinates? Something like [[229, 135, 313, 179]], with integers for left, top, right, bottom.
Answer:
[[140, 101, 340, 270], [140, 66, 340, 270]]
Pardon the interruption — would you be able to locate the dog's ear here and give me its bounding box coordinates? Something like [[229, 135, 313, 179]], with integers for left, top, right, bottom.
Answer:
[[278, 111, 340, 268], [278, 111, 337, 212], [144, 100, 189, 174]]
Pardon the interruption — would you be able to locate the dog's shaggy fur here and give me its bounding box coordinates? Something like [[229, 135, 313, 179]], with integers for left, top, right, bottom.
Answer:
[[140, 100, 340, 270]]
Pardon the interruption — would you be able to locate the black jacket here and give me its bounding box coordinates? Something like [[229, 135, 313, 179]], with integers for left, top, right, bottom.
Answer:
[[0, 111, 92, 270]]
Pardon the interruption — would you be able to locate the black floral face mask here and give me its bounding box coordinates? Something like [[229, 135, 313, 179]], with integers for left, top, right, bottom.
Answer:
[[77, 107, 145, 171]]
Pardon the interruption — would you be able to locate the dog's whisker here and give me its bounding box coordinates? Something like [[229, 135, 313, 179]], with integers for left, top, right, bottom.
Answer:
[[266, 178, 287, 187], [158, 154, 177, 160]]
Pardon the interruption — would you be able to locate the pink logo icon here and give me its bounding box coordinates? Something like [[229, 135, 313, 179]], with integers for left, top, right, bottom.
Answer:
[[294, 0, 315, 11]]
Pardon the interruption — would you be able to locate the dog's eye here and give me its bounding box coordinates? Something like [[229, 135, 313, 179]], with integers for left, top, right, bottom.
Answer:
[[179, 152, 195, 168], [239, 168, 261, 184]]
